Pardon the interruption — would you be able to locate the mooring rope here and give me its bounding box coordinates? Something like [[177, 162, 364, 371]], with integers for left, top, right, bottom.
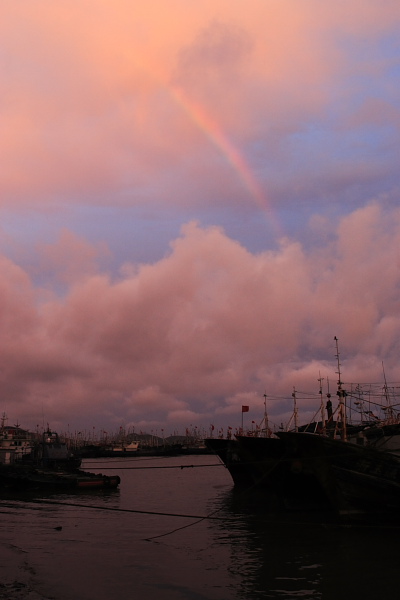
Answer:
[[80, 462, 224, 470]]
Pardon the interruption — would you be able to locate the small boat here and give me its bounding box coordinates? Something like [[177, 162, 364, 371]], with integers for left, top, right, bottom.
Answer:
[[77, 439, 140, 458], [0, 463, 120, 490], [110, 440, 140, 454]]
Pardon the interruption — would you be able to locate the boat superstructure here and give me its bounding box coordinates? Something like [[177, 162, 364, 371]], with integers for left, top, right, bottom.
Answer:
[[0, 414, 36, 465]]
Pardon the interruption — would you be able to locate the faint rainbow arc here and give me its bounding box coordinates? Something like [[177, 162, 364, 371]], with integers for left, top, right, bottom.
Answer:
[[170, 86, 283, 238]]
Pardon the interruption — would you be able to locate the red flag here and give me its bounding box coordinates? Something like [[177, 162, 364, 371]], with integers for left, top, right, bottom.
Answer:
[[241, 405, 249, 413]]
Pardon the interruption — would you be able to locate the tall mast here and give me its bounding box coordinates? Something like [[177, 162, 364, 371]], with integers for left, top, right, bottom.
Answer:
[[1, 412, 7, 431], [263, 392, 269, 437], [292, 387, 299, 432], [318, 372, 326, 434], [334, 336, 347, 441], [382, 361, 394, 422]]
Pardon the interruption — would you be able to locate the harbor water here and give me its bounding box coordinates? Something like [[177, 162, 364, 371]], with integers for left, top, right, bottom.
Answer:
[[0, 454, 399, 599]]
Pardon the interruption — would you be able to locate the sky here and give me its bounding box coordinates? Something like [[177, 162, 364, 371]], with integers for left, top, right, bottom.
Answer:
[[1, 0, 400, 437]]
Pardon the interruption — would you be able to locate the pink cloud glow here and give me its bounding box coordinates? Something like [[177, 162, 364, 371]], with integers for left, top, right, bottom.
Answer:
[[1, 1, 398, 207], [1, 1, 400, 434], [1, 204, 400, 432]]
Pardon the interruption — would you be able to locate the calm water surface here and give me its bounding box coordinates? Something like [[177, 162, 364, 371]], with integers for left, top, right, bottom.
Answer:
[[0, 454, 399, 599]]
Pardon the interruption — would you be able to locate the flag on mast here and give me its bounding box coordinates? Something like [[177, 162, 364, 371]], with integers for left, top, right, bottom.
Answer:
[[241, 405, 249, 413]]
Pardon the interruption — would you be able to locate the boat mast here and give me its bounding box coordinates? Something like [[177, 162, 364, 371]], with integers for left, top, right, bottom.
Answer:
[[382, 361, 394, 423], [1, 412, 7, 433], [318, 373, 326, 434], [263, 392, 269, 437], [292, 387, 299, 432], [334, 336, 347, 441]]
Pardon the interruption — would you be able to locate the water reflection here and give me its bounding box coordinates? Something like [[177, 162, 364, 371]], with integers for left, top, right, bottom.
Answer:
[[207, 487, 399, 599], [1, 456, 399, 600]]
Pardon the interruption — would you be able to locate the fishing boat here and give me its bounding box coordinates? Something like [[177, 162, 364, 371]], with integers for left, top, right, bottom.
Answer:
[[205, 394, 293, 505], [206, 338, 400, 518], [275, 429, 400, 516], [0, 423, 120, 491], [77, 439, 140, 458], [204, 437, 256, 488], [32, 428, 82, 470], [360, 422, 400, 456], [207, 429, 400, 516], [109, 440, 140, 454], [0, 414, 36, 464]]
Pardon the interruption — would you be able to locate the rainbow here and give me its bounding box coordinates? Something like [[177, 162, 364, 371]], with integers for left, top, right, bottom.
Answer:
[[170, 85, 283, 239]]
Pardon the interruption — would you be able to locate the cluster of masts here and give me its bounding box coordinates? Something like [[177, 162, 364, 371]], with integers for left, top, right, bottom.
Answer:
[[252, 337, 400, 440]]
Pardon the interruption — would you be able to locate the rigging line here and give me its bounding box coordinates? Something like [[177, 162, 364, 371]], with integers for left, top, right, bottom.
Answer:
[[144, 449, 306, 542], [27, 498, 229, 521], [145, 456, 252, 542], [143, 503, 226, 543], [80, 463, 224, 470], [144, 514, 210, 542], [85, 450, 399, 470], [2, 501, 399, 534], [81, 455, 193, 464]]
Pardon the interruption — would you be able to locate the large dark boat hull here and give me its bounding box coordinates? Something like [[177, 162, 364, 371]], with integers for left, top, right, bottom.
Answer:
[[205, 435, 330, 510], [276, 432, 400, 517], [204, 438, 255, 487], [206, 432, 400, 517]]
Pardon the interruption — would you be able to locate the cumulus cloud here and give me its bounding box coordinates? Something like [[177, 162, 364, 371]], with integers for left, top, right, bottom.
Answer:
[[1, 2, 400, 435], [1, 204, 400, 433]]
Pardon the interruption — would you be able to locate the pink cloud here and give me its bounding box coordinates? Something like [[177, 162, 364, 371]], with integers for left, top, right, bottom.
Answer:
[[1, 1, 400, 434], [1, 203, 400, 433], [35, 229, 110, 285]]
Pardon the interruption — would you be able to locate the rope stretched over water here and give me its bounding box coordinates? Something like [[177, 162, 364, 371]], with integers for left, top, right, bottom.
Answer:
[[80, 463, 224, 470], [0, 489, 229, 543], [12, 497, 229, 524]]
